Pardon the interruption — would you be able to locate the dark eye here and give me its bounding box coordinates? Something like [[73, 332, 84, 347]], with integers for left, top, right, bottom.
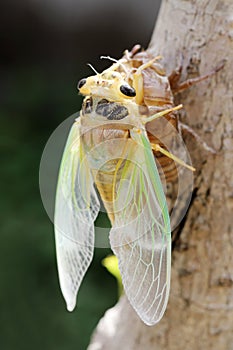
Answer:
[[77, 78, 86, 89], [82, 97, 93, 114], [120, 84, 136, 97]]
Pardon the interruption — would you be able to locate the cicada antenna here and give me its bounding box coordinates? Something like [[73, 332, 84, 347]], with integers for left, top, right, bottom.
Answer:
[[87, 63, 99, 75], [100, 55, 129, 75], [100, 55, 118, 63]]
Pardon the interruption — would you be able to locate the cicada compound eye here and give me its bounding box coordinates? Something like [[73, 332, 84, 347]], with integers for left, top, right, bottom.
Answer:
[[77, 78, 87, 90], [120, 84, 136, 97]]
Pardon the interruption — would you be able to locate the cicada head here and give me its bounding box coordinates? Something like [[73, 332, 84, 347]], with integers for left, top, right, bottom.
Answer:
[[77, 68, 136, 102]]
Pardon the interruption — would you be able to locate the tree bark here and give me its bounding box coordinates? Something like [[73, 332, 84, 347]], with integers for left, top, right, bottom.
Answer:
[[88, 0, 233, 349]]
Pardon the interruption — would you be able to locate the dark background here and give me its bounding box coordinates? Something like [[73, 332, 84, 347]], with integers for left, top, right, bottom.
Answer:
[[0, 0, 160, 349]]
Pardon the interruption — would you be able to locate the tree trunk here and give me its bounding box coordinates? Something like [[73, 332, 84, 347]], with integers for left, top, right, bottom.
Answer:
[[88, 0, 233, 349]]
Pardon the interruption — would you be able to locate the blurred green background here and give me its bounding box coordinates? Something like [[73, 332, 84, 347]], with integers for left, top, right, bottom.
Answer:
[[0, 0, 160, 349]]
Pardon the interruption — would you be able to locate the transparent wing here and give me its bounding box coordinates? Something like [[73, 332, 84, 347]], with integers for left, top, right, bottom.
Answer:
[[54, 120, 100, 311], [110, 129, 171, 325]]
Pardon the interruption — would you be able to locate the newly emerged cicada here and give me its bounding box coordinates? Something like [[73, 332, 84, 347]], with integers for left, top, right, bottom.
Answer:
[[54, 46, 198, 326]]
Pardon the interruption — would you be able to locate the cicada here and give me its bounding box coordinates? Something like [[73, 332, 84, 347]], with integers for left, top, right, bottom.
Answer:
[[54, 46, 196, 326]]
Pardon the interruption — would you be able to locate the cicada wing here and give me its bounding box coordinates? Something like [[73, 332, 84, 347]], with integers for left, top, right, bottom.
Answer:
[[54, 120, 100, 311], [110, 129, 171, 326]]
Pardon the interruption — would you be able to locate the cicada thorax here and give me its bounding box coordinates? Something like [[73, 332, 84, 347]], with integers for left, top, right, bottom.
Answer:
[[119, 49, 180, 184]]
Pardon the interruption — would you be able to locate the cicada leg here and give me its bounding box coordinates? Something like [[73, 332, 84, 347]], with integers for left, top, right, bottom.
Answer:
[[132, 56, 162, 105], [169, 60, 225, 94], [124, 44, 141, 60], [179, 122, 217, 154], [150, 143, 195, 172], [142, 104, 183, 124]]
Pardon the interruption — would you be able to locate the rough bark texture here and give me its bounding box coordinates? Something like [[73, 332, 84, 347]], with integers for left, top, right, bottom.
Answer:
[[88, 1, 233, 349]]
